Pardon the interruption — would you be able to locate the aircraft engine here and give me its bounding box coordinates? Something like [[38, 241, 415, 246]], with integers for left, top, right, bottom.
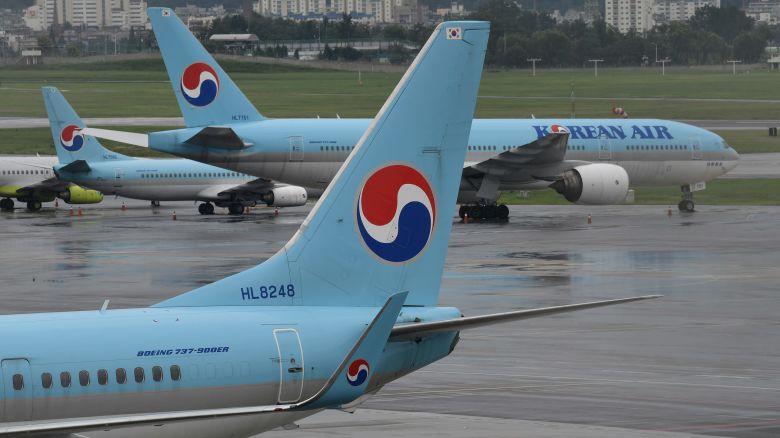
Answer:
[[549, 163, 629, 205], [262, 186, 308, 207], [60, 186, 104, 204]]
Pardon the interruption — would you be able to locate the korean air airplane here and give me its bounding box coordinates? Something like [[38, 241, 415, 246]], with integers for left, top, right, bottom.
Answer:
[[0, 156, 102, 211], [87, 8, 738, 217], [0, 21, 655, 437], [44, 87, 309, 215]]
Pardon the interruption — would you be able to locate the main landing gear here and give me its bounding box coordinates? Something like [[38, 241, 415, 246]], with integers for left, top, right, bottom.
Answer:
[[150, 200, 161, 208], [227, 203, 244, 215], [0, 198, 13, 211], [458, 204, 509, 220], [678, 185, 695, 213], [26, 200, 42, 212], [198, 202, 215, 215]]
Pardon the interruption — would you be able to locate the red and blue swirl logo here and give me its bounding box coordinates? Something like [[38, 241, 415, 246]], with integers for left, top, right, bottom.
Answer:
[[60, 124, 84, 152], [346, 359, 369, 386], [180, 62, 220, 107], [356, 164, 436, 263]]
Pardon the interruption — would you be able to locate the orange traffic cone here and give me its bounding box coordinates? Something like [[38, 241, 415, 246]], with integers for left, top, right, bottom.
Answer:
[[77, 207, 83, 216], [587, 214, 592, 224], [172, 211, 177, 221]]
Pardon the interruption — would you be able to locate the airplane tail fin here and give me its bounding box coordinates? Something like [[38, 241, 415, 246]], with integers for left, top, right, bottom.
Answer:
[[42, 87, 133, 164], [155, 21, 490, 309], [148, 7, 265, 127]]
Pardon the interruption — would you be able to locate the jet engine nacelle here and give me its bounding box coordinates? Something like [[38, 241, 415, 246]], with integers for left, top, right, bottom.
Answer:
[[60, 186, 104, 204], [550, 163, 629, 205], [262, 186, 308, 207]]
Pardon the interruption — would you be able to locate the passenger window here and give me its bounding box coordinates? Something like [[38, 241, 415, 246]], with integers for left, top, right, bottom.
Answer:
[[12, 374, 23, 390], [97, 369, 108, 385], [152, 366, 163, 382], [41, 372, 53, 389], [60, 371, 71, 388], [79, 370, 90, 386], [116, 368, 127, 384], [134, 367, 145, 383], [170, 365, 181, 381]]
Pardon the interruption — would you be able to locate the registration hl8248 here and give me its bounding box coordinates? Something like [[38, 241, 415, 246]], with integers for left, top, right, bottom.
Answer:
[[240, 284, 296, 301]]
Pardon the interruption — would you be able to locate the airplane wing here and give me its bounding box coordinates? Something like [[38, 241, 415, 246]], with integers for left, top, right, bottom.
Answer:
[[462, 132, 571, 179], [17, 178, 70, 196], [0, 293, 408, 437], [390, 295, 660, 341], [216, 178, 275, 197]]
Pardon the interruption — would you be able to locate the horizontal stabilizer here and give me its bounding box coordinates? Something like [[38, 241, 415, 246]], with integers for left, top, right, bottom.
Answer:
[[81, 128, 149, 148], [184, 127, 249, 149], [390, 295, 660, 340], [0, 293, 408, 436], [58, 160, 91, 173]]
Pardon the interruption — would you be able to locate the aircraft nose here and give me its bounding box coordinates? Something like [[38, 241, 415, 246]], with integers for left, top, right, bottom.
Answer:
[[724, 148, 740, 171]]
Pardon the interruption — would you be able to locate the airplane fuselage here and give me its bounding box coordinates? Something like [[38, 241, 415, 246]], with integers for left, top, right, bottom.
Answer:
[[0, 305, 458, 436], [56, 158, 256, 202], [150, 118, 740, 192]]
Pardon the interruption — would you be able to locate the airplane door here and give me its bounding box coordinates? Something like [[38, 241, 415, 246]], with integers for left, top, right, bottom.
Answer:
[[691, 137, 703, 160], [114, 168, 125, 188], [1, 359, 32, 422], [288, 136, 304, 162], [273, 329, 304, 403], [598, 135, 611, 160]]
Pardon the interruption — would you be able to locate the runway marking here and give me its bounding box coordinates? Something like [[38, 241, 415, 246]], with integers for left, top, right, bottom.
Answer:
[[416, 370, 780, 392], [659, 418, 780, 432], [373, 382, 594, 401]]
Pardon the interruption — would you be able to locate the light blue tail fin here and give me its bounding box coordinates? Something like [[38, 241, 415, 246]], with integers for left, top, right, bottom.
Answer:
[[148, 7, 265, 127], [155, 21, 490, 308], [42, 87, 133, 164]]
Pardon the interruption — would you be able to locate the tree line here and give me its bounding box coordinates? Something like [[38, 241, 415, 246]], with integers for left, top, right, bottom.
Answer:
[[206, 1, 778, 66]]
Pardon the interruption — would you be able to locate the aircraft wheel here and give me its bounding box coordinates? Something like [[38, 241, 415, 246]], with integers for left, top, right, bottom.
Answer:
[[497, 204, 509, 219], [228, 204, 244, 215], [198, 203, 209, 215], [468, 206, 481, 220], [458, 205, 467, 219], [483, 205, 497, 219], [26, 200, 42, 212], [205, 203, 215, 215], [678, 200, 694, 212], [0, 198, 13, 211], [151, 200, 161, 208]]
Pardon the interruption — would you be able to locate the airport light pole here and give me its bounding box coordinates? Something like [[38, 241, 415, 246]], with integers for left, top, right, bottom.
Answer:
[[726, 60, 742, 75], [588, 59, 603, 77], [657, 58, 670, 76], [527, 58, 541, 76]]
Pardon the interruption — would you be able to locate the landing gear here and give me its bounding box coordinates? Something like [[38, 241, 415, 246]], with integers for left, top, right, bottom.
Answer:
[[151, 200, 161, 208], [227, 203, 244, 215], [678, 185, 695, 212], [0, 198, 13, 211], [458, 203, 509, 220], [26, 200, 42, 212], [198, 202, 215, 215]]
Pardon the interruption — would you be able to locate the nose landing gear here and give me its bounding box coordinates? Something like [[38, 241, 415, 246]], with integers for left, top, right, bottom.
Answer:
[[198, 202, 215, 215], [678, 185, 695, 212]]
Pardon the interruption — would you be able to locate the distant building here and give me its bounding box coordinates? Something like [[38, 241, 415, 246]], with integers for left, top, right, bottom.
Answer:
[[745, 0, 780, 24], [22, 0, 148, 31], [605, 0, 719, 33], [254, 0, 422, 23], [605, 0, 655, 33], [653, 0, 720, 26]]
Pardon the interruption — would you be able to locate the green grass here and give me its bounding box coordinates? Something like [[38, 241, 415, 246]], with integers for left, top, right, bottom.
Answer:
[[3, 60, 780, 119], [498, 179, 780, 206], [713, 130, 780, 154]]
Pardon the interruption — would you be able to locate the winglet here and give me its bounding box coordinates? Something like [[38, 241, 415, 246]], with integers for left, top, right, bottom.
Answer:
[[305, 291, 408, 408]]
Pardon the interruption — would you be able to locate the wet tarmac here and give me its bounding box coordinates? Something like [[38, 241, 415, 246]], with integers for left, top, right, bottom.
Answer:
[[1, 199, 778, 437]]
